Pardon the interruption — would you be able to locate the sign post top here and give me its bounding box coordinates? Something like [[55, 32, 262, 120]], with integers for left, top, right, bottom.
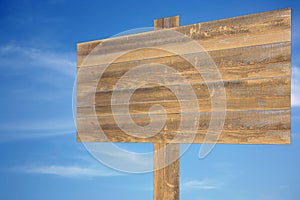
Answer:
[[154, 15, 180, 29]]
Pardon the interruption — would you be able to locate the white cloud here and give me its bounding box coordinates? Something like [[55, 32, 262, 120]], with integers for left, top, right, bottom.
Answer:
[[0, 131, 73, 142], [18, 164, 122, 178], [0, 118, 75, 142], [84, 143, 154, 173], [181, 179, 222, 190], [0, 44, 76, 143], [0, 43, 76, 103], [0, 118, 74, 132], [292, 66, 300, 107], [0, 44, 75, 77]]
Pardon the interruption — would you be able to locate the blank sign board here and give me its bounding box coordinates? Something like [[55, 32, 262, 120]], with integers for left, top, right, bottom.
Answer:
[[76, 8, 291, 144]]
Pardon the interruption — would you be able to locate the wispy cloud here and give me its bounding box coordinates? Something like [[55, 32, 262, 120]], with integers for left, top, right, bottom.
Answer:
[[0, 44, 75, 77], [0, 118, 75, 142], [0, 43, 76, 142], [0, 43, 76, 103], [0, 118, 74, 132], [0, 131, 73, 142], [18, 164, 122, 178], [292, 66, 300, 107], [84, 143, 154, 173], [181, 179, 222, 190]]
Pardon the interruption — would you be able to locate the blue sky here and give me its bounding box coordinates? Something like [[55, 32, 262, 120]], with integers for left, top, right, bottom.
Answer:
[[0, 0, 300, 199]]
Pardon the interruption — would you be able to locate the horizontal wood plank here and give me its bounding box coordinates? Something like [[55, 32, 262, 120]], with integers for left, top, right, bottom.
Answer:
[[77, 42, 290, 92], [77, 8, 290, 67], [77, 96, 289, 117], [77, 76, 290, 109], [76, 110, 290, 144]]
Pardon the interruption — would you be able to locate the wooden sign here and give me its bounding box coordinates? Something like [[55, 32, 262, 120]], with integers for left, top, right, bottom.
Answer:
[[77, 8, 291, 144], [76, 8, 291, 200]]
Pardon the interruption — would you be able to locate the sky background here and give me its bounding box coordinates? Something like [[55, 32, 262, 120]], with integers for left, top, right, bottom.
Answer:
[[0, 0, 300, 200]]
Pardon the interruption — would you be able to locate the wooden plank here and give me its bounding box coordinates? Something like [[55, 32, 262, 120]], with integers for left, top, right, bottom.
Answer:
[[77, 96, 289, 117], [77, 8, 290, 67], [154, 143, 179, 200], [76, 109, 290, 144], [77, 42, 290, 92], [77, 77, 290, 109], [153, 16, 180, 200]]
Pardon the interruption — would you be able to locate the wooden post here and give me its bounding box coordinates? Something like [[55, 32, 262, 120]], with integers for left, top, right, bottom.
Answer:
[[154, 15, 179, 30], [154, 143, 180, 200], [153, 16, 180, 200]]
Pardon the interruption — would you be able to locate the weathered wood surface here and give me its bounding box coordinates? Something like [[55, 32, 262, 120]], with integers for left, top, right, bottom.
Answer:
[[77, 110, 290, 143], [154, 143, 179, 200], [77, 77, 290, 109], [153, 16, 180, 200], [154, 15, 180, 30], [76, 9, 291, 144], [77, 9, 290, 67], [77, 42, 290, 92]]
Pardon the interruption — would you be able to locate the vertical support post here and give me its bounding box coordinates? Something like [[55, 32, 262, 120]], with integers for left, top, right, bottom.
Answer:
[[154, 143, 180, 200], [154, 15, 179, 30], [153, 15, 180, 200]]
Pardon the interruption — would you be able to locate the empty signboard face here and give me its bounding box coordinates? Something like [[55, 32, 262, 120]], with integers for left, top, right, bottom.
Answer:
[[76, 8, 291, 144]]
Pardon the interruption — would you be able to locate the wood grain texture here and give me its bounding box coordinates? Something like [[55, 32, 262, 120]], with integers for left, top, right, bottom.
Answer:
[[77, 42, 290, 92], [77, 77, 290, 109], [77, 8, 290, 67], [153, 16, 180, 200], [77, 95, 289, 117], [154, 143, 179, 200], [76, 9, 291, 144], [154, 16, 180, 30], [76, 110, 290, 144]]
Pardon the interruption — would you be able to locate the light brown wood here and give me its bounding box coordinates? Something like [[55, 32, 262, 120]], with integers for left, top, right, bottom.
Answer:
[[77, 76, 290, 110], [76, 10, 292, 200], [77, 42, 290, 92], [77, 109, 290, 143], [153, 16, 180, 200], [154, 143, 179, 200], [76, 9, 291, 144], [77, 8, 290, 67], [154, 15, 180, 30]]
